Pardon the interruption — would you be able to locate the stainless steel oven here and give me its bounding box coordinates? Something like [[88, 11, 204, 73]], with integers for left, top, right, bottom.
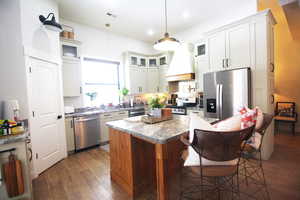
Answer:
[[74, 114, 100, 151], [129, 108, 145, 117]]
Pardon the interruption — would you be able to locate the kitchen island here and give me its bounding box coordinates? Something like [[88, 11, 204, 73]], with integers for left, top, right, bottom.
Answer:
[[106, 115, 217, 200]]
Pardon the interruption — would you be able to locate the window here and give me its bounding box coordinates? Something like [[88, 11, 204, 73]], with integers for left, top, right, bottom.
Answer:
[[82, 58, 120, 106]]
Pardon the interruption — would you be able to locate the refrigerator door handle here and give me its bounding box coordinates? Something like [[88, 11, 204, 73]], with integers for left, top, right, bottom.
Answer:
[[216, 84, 220, 119], [219, 84, 223, 119]]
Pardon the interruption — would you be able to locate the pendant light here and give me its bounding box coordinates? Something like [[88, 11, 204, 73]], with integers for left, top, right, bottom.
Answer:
[[153, 0, 180, 51], [39, 13, 63, 32]]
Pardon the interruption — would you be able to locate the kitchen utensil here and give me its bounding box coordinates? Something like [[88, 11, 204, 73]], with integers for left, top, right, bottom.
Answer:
[[3, 153, 24, 197]]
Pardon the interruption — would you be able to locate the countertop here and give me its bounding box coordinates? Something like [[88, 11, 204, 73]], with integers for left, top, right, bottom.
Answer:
[[65, 106, 146, 118], [106, 115, 218, 144], [0, 130, 29, 145]]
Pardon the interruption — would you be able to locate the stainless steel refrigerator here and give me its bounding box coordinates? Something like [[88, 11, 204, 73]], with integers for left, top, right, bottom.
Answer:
[[204, 68, 251, 120]]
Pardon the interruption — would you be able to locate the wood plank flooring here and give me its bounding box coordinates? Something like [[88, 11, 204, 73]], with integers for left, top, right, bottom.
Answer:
[[33, 133, 300, 200]]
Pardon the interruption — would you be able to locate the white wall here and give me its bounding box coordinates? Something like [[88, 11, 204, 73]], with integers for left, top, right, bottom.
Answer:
[[174, 1, 258, 43], [60, 19, 155, 108], [20, 0, 61, 61], [0, 0, 28, 119]]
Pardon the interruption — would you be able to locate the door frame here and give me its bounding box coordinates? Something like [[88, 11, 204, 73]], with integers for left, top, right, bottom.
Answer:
[[25, 54, 67, 177]]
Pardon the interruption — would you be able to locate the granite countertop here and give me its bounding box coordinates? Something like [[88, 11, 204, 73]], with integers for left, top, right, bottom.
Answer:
[[0, 130, 29, 145], [65, 106, 145, 118], [106, 115, 218, 144]]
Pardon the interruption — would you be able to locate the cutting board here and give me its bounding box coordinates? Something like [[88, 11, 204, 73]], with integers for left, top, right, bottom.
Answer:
[[2, 154, 24, 197]]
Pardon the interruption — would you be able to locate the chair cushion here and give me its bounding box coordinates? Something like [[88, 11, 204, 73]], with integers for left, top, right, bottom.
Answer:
[[274, 116, 297, 122], [183, 148, 238, 167], [184, 114, 238, 167], [185, 165, 238, 177]]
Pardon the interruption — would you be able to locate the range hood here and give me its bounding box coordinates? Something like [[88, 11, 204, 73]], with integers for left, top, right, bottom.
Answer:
[[167, 43, 195, 82]]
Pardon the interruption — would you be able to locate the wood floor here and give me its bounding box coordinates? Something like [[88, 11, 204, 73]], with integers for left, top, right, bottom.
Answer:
[[33, 133, 300, 200]]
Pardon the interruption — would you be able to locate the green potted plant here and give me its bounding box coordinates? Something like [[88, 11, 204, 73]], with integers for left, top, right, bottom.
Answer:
[[148, 95, 166, 117], [85, 92, 98, 107], [119, 88, 129, 106]]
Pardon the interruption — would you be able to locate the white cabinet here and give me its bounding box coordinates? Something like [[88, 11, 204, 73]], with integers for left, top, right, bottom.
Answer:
[[128, 67, 140, 94], [64, 118, 75, 153], [206, 23, 253, 71], [195, 58, 210, 92], [62, 58, 82, 97], [207, 31, 227, 71], [100, 111, 128, 143], [124, 52, 170, 94], [159, 66, 169, 93], [226, 23, 252, 69], [147, 68, 160, 93]]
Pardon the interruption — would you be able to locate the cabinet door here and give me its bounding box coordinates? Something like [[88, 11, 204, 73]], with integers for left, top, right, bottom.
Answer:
[[147, 68, 160, 93], [207, 31, 226, 72], [159, 67, 169, 93], [139, 68, 148, 93], [100, 116, 115, 142], [226, 23, 252, 69], [62, 59, 82, 97], [65, 118, 75, 152], [129, 67, 140, 94], [195, 58, 210, 92]]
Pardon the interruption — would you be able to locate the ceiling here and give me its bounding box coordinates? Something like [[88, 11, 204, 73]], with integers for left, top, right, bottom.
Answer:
[[57, 0, 256, 43]]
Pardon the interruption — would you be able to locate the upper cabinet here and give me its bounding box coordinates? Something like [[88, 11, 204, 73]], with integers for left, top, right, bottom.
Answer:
[[124, 52, 170, 94], [226, 23, 252, 69], [61, 39, 82, 97], [207, 31, 227, 71], [206, 23, 253, 71]]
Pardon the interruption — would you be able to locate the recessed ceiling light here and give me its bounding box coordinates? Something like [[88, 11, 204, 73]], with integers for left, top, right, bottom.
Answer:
[[147, 30, 154, 36], [182, 11, 190, 19]]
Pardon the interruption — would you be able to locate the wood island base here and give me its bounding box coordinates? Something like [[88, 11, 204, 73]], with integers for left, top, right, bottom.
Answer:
[[109, 128, 186, 200]]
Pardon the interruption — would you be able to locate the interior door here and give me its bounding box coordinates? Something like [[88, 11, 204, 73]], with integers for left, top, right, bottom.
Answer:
[[29, 58, 65, 175], [226, 23, 252, 69], [207, 31, 226, 72]]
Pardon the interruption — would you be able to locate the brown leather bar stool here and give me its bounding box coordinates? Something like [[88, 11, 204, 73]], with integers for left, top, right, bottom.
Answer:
[[240, 113, 273, 200], [180, 125, 254, 200]]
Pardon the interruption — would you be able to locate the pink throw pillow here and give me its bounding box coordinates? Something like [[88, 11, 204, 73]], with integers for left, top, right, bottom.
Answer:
[[255, 107, 264, 130], [238, 106, 258, 129]]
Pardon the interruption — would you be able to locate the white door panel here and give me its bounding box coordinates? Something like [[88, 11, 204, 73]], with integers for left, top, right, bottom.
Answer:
[[29, 58, 65, 174], [226, 23, 252, 69], [208, 31, 226, 71]]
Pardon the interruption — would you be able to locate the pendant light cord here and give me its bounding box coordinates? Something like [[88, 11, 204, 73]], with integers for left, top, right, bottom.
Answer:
[[165, 0, 168, 34]]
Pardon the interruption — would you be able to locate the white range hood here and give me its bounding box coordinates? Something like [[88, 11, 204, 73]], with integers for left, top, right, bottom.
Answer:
[[167, 43, 195, 82]]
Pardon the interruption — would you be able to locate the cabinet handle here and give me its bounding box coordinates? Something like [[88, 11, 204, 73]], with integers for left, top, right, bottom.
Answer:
[[70, 119, 73, 128], [222, 59, 225, 68], [80, 86, 82, 94], [226, 59, 229, 68], [270, 63, 275, 73], [271, 94, 275, 104]]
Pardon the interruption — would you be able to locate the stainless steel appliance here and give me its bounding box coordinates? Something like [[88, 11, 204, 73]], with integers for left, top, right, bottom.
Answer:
[[204, 68, 251, 120], [128, 107, 145, 117], [166, 105, 187, 115], [74, 114, 100, 151]]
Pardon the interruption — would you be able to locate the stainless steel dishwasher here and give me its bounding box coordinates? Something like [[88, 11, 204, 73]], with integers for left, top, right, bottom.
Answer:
[[74, 114, 100, 151]]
